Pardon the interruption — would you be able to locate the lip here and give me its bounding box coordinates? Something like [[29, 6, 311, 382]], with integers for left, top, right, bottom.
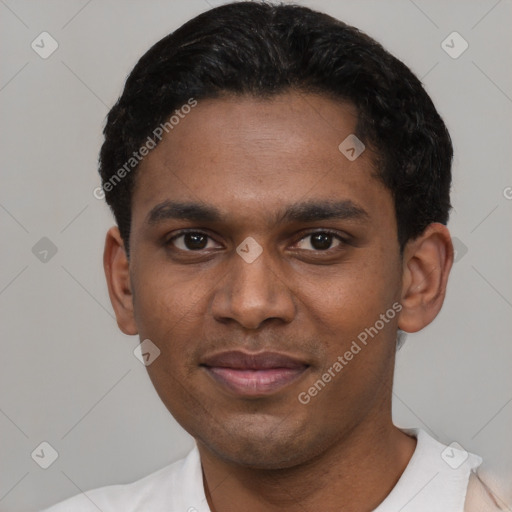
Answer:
[[201, 351, 309, 397]]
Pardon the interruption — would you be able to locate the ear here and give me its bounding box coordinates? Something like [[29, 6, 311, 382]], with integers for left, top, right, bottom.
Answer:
[[398, 223, 454, 333], [103, 226, 138, 335]]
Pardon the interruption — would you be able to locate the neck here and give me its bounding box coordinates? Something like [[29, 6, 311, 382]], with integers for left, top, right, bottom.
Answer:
[[198, 413, 416, 512]]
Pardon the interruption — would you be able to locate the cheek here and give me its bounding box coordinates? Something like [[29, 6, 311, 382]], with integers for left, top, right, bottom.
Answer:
[[295, 262, 400, 421], [297, 253, 400, 334], [131, 266, 205, 353]]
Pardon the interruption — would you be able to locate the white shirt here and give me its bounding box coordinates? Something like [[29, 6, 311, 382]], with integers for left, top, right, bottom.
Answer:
[[41, 428, 501, 511]]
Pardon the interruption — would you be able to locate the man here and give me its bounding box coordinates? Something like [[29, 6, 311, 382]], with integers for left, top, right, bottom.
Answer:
[[43, 2, 504, 510]]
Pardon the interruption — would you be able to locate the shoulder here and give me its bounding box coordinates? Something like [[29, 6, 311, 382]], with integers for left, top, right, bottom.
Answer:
[[41, 446, 206, 512], [464, 471, 507, 511]]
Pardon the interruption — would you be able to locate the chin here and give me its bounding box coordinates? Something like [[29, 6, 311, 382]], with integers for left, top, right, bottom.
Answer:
[[196, 417, 321, 470], [215, 441, 308, 470]]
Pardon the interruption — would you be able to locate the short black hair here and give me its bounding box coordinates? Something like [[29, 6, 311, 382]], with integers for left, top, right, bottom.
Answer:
[[99, 1, 452, 254]]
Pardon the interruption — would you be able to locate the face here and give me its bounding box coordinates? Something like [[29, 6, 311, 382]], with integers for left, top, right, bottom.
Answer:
[[125, 92, 405, 469]]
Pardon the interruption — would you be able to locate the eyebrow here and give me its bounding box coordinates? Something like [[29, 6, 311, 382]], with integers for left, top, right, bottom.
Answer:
[[277, 200, 369, 224], [146, 199, 369, 226]]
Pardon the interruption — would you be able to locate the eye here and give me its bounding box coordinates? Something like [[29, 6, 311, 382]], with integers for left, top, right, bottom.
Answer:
[[167, 231, 220, 251], [295, 231, 345, 251]]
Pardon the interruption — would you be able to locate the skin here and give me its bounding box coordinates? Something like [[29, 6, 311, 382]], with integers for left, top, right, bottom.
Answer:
[[104, 91, 454, 511]]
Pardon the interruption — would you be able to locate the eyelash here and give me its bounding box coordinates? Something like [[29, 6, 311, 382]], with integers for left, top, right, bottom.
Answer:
[[165, 229, 349, 253]]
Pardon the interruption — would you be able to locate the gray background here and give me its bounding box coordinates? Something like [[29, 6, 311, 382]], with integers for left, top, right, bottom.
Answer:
[[1, 0, 511, 510]]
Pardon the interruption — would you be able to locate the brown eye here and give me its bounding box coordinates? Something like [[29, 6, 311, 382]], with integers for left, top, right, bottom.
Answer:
[[169, 232, 217, 251], [295, 232, 344, 251]]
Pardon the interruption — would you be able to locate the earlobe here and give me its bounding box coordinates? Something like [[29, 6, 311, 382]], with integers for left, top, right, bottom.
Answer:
[[398, 223, 454, 333], [103, 226, 138, 335]]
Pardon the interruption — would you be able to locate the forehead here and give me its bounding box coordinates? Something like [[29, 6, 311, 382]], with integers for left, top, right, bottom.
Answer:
[[131, 91, 391, 226]]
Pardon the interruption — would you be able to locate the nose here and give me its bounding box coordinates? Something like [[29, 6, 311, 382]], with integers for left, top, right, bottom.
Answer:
[[211, 243, 296, 330]]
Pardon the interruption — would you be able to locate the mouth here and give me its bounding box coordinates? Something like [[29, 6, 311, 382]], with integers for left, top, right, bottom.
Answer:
[[200, 350, 310, 397]]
